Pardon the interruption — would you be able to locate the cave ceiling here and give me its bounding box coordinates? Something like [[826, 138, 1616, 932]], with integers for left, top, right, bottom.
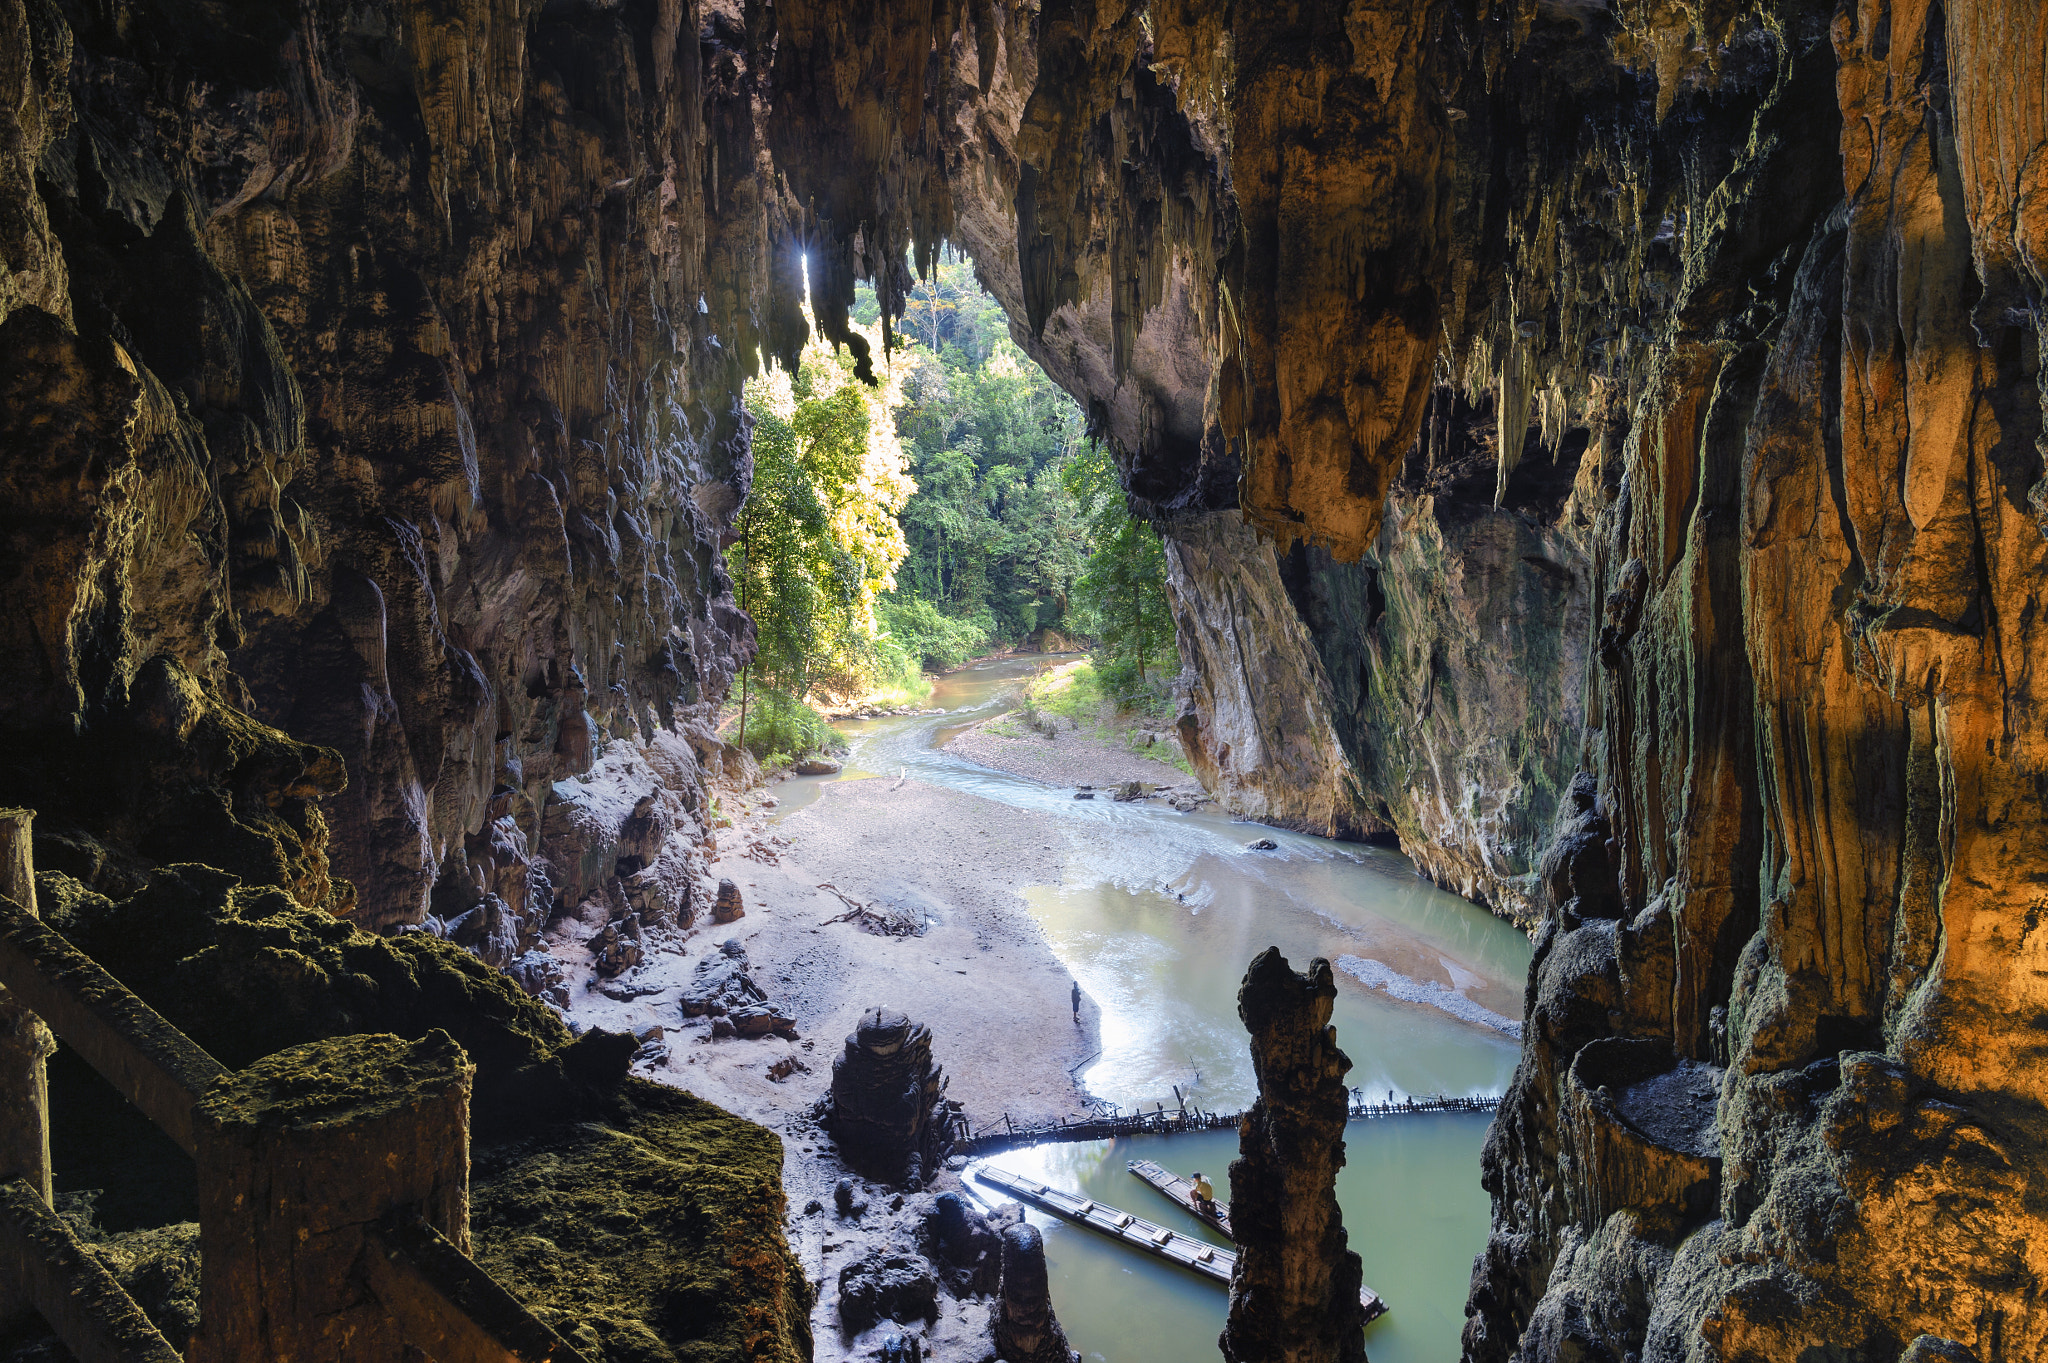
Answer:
[[5, 0, 2048, 1360]]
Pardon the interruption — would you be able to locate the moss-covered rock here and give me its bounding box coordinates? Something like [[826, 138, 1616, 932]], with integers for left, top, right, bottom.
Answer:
[[473, 1080, 810, 1363], [29, 866, 809, 1363]]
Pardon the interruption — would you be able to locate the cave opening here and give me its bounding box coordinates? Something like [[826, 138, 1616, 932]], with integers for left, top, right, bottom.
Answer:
[[5, 1, 2048, 1361]]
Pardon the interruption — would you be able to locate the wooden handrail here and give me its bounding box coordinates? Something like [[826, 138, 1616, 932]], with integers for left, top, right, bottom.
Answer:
[[0, 820, 596, 1362], [0, 1176, 181, 1362], [0, 896, 225, 1156], [365, 1212, 592, 1363]]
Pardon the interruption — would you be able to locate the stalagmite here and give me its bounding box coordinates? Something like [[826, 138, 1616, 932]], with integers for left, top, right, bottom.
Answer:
[[820, 1008, 952, 1188], [993, 1221, 1077, 1363], [1221, 948, 1366, 1363]]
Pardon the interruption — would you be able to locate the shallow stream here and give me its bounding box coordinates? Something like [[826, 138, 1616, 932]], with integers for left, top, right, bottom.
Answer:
[[778, 656, 1532, 1363]]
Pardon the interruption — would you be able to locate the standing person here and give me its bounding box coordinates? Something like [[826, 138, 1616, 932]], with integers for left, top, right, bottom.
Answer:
[[1071, 980, 1082, 1023]]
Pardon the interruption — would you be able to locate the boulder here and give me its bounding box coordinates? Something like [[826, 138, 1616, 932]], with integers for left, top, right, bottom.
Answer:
[[836, 1252, 939, 1336], [713, 878, 746, 923], [590, 915, 645, 976], [1110, 781, 1144, 802], [679, 940, 765, 1016], [1245, 837, 1278, 851], [795, 757, 843, 776], [920, 1192, 1001, 1298], [444, 894, 522, 969], [506, 950, 569, 1008], [729, 1002, 798, 1039]]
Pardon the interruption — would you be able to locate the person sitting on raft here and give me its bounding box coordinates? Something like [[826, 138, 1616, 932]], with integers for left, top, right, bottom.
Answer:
[[1190, 1172, 1217, 1216]]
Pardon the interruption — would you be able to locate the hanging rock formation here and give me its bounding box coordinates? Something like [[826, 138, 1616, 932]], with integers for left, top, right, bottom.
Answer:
[[760, 3, 2048, 1356], [0, 0, 779, 935], [1221, 949, 1366, 1363]]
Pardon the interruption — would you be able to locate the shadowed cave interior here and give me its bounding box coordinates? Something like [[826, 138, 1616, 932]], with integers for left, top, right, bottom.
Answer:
[[1, 0, 2046, 1361]]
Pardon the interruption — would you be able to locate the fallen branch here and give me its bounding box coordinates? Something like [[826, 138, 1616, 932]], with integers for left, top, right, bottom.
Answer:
[[816, 883, 863, 911]]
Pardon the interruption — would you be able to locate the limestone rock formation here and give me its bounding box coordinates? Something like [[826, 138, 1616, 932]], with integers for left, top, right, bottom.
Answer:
[[918, 1191, 1001, 1300], [10, 0, 2048, 1356], [0, 0, 767, 937], [765, 3, 2048, 1355], [1221, 949, 1366, 1363], [993, 1221, 1077, 1363], [820, 1008, 952, 1190]]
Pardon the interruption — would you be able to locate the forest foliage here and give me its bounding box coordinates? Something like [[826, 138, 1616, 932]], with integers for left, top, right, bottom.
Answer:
[[729, 256, 1177, 759]]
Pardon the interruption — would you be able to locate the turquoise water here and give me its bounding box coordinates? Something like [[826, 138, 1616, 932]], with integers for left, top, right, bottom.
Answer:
[[781, 657, 1529, 1361], [981, 1119, 1494, 1363]]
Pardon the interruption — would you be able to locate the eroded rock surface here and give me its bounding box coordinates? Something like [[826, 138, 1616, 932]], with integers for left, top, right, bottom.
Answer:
[[11, 0, 2048, 1357], [1221, 949, 1365, 1363], [0, 0, 768, 934], [820, 1007, 953, 1190], [993, 1221, 1077, 1363]]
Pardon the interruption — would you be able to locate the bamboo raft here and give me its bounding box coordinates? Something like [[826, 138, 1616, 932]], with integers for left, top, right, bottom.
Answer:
[[969, 1162, 1389, 1325], [954, 1091, 1497, 1157], [1128, 1158, 1234, 1238]]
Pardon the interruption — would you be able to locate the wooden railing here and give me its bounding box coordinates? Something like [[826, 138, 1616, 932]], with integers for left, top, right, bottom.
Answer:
[[955, 1091, 1501, 1157], [0, 808, 588, 1362]]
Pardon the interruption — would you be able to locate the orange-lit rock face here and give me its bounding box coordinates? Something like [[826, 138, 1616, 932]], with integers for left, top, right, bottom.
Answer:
[[1468, 1, 2048, 1359], [9, 1, 2048, 1358]]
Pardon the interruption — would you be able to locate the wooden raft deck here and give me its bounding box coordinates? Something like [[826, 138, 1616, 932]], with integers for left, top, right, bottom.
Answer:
[[969, 1162, 1389, 1325], [1128, 1158, 1234, 1239]]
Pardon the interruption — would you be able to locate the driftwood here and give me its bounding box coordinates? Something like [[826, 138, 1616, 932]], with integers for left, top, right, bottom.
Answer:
[[816, 884, 922, 937]]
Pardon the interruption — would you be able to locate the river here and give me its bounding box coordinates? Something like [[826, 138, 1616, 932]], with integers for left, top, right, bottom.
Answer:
[[777, 656, 1531, 1363]]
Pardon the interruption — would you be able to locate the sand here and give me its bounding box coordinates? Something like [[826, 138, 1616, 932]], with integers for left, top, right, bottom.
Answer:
[[551, 776, 1096, 1133], [945, 712, 1192, 789], [545, 772, 1100, 1361]]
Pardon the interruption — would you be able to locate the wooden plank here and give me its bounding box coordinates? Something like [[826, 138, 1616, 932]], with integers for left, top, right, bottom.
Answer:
[[973, 1161, 1390, 1325], [0, 1175, 182, 1363], [0, 898, 226, 1157], [365, 1213, 591, 1363], [970, 1162, 1234, 1287]]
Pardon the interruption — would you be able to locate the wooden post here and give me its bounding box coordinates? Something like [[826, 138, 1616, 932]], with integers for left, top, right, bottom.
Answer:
[[190, 1031, 473, 1363], [0, 809, 51, 1330], [0, 810, 51, 1208]]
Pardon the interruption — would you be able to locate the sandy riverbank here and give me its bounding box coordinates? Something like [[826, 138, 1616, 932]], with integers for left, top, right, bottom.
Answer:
[[543, 771, 1100, 1361], [946, 712, 1193, 790], [549, 775, 1095, 1133]]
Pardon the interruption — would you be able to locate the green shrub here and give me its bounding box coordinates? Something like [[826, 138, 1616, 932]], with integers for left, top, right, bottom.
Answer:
[[879, 594, 992, 671], [733, 686, 840, 760]]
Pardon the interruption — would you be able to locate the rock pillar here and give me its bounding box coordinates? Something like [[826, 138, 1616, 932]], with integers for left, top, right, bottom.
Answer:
[[821, 1007, 950, 1187], [0, 809, 52, 1219], [994, 1221, 1075, 1363], [1221, 948, 1366, 1363], [189, 1031, 473, 1362]]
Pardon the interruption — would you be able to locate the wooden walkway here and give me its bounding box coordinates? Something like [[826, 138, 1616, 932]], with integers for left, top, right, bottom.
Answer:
[[969, 1162, 1389, 1325], [955, 1091, 1497, 1157]]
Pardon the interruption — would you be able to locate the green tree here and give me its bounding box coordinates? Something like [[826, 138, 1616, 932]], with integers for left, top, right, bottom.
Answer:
[[734, 332, 911, 752], [1065, 441, 1175, 697]]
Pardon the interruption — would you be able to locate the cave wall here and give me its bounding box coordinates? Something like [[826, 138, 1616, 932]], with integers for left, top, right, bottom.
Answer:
[[0, 0, 778, 933], [758, 1, 2048, 1358], [9, 0, 2048, 1358]]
